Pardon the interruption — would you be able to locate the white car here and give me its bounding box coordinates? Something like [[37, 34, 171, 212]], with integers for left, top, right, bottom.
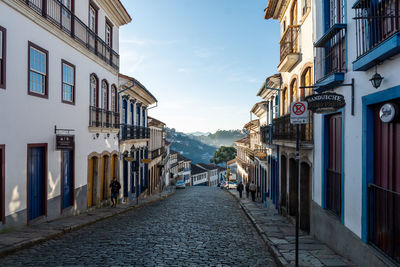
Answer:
[[227, 181, 237, 189]]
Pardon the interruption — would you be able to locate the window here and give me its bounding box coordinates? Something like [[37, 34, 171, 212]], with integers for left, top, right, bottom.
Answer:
[[28, 42, 48, 98], [290, 78, 298, 103], [90, 74, 98, 107], [105, 20, 112, 48], [290, 0, 298, 25], [61, 60, 75, 104], [0, 26, 6, 89], [111, 85, 117, 112], [101, 80, 109, 110], [302, 0, 310, 16], [60, 0, 71, 15], [89, 2, 98, 33], [301, 67, 312, 100]]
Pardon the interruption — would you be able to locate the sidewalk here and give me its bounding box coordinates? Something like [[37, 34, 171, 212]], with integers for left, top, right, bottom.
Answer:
[[0, 187, 175, 259], [228, 190, 356, 267]]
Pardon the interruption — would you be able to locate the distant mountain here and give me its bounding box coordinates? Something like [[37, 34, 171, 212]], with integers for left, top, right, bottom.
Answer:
[[187, 131, 211, 136], [165, 128, 245, 164]]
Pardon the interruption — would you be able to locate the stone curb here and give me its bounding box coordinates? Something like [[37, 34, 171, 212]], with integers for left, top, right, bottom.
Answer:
[[227, 190, 289, 267], [0, 190, 175, 259]]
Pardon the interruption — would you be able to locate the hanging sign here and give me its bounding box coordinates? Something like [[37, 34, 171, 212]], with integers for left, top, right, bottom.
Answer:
[[125, 157, 135, 162], [306, 92, 345, 113], [379, 103, 399, 123], [55, 135, 74, 150], [141, 158, 151, 164], [290, 101, 309, 124]]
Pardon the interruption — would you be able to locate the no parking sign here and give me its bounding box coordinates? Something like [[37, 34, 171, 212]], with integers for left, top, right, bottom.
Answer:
[[290, 101, 309, 124]]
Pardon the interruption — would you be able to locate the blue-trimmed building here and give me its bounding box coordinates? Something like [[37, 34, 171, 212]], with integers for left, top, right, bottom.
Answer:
[[312, 0, 400, 266]]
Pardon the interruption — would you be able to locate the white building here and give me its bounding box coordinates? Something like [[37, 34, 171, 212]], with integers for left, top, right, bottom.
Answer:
[[0, 0, 130, 228], [177, 154, 192, 186], [118, 74, 157, 201], [163, 141, 172, 186], [197, 163, 219, 187], [148, 116, 165, 194], [311, 0, 400, 266], [191, 164, 208, 186]]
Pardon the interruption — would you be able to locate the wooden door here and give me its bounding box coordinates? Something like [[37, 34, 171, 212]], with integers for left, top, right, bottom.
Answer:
[[61, 150, 73, 209], [28, 147, 45, 220]]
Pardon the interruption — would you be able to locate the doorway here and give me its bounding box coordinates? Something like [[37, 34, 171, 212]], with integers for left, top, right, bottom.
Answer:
[[28, 144, 47, 221], [300, 162, 311, 232], [280, 155, 287, 208], [289, 158, 297, 216], [61, 150, 74, 210], [88, 156, 98, 207]]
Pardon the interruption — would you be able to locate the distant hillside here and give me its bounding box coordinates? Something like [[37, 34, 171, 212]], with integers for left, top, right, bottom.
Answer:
[[165, 128, 245, 164]]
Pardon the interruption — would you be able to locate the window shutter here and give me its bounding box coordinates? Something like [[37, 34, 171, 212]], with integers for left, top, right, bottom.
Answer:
[[0, 31, 2, 59]]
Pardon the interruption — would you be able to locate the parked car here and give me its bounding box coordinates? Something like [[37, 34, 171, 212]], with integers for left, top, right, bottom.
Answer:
[[176, 177, 186, 189], [227, 181, 237, 190]]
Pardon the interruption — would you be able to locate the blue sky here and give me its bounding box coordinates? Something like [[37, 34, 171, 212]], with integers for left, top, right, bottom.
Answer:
[[119, 0, 280, 133]]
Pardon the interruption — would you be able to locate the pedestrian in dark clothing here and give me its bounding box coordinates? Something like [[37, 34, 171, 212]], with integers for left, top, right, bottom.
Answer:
[[237, 182, 244, 198], [249, 181, 256, 202], [245, 182, 250, 199], [109, 177, 121, 207]]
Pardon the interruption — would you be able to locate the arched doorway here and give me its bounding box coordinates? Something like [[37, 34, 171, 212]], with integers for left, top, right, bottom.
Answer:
[[300, 162, 311, 232], [88, 156, 99, 207], [280, 155, 287, 208], [289, 158, 297, 216]]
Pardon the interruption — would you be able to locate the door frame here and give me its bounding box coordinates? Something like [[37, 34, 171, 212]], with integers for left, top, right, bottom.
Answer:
[[27, 143, 48, 224], [60, 148, 75, 213], [362, 85, 400, 242], [0, 145, 5, 224]]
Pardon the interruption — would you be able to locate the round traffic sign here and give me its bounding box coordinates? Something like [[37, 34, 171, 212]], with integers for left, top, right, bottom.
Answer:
[[292, 102, 306, 115]]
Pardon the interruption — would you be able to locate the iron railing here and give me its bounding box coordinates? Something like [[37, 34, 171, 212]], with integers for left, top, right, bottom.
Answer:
[[151, 147, 165, 159], [89, 106, 119, 128], [326, 168, 341, 218], [120, 124, 150, 140], [272, 113, 313, 142], [354, 0, 400, 59], [368, 183, 400, 264], [280, 25, 299, 62], [20, 0, 119, 70]]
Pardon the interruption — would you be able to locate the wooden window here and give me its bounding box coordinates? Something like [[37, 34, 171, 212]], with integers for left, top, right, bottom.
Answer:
[[61, 60, 75, 104], [301, 67, 312, 100], [89, 2, 98, 33], [105, 20, 113, 48], [0, 26, 6, 89], [90, 74, 98, 107], [111, 85, 117, 112], [101, 80, 109, 110], [291, 0, 298, 25], [302, 0, 310, 16], [28, 42, 48, 98], [291, 79, 298, 103]]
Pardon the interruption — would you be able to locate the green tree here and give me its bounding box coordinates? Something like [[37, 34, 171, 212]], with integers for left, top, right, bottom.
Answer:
[[210, 146, 236, 165]]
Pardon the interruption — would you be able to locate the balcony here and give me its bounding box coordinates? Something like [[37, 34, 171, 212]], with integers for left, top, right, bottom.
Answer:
[[353, 0, 400, 71], [89, 106, 119, 129], [20, 0, 119, 70], [278, 25, 300, 72], [120, 124, 150, 141], [272, 113, 313, 144], [261, 125, 272, 145], [151, 147, 165, 159]]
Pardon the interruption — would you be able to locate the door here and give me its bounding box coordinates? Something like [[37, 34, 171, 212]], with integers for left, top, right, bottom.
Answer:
[[300, 162, 311, 232], [370, 100, 400, 263], [280, 155, 287, 208], [123, 158, 128, 197], [61, 150, 73, 210], [28, 146, 46, 221], [0, 145, 4, 223], [289, 158, 297, 216], [326, 113, 342, 217], [88, 157, 98, 207]]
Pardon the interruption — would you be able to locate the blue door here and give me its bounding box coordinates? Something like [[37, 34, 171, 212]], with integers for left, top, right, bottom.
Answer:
[[29, 147, 45, 221], [62, 150, 73, 209]]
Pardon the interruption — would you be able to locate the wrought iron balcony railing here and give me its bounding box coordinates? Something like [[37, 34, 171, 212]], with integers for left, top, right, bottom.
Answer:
[[151, 147, 165, 159], [120, 124, 150, 141], [280, 25, 299, 62], [89, 106, 119, 129], [20, 0, 119, 70], [272, 113, 313, 143], [354, 0, 400, 59], [261, 125, 272, 145]]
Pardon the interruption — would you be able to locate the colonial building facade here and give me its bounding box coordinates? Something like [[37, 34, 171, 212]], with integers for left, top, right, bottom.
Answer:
[[0, 0, 130, 228], [148, 116, 166, 194]]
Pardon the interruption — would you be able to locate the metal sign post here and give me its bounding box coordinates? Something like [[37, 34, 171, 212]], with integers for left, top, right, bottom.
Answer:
[[290, 102, 309, 267]]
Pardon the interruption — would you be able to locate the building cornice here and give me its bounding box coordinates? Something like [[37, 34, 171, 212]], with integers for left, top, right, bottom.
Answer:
[[264, 0, 290, 20], [97, 0, 132, 27], [5, 0, 118, 75]]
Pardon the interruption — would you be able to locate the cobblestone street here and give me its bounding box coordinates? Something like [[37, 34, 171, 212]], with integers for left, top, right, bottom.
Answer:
[[0, 187, 277, 266]]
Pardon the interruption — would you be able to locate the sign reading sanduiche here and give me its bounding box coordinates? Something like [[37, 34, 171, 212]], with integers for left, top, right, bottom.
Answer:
[[306, 92, 345, 113], [290, 101, 309, 124], [55, 135, 74, 150]]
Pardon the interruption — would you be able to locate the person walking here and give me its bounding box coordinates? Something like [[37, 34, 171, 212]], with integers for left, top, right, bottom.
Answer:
[[237, 181, 244, 198], [245, 181, 250, 199], [109, 177, 121, 207], [249, 181, 256, 202]]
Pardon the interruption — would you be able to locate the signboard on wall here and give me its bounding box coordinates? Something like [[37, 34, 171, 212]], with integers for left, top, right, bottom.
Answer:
[[55, 135, 74, 150], [305, 92, 345, 113]]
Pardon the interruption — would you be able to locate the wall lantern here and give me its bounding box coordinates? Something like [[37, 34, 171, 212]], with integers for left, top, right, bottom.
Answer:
[[370, 66, 384, 89], [93, 133, 100, 139]]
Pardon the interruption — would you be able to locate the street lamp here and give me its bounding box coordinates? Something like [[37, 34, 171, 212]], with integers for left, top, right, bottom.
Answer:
[[370, 72, 384, 89]]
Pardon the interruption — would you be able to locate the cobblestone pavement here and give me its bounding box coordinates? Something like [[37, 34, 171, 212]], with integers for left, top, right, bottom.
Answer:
[[0, 187, 277, 266]]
